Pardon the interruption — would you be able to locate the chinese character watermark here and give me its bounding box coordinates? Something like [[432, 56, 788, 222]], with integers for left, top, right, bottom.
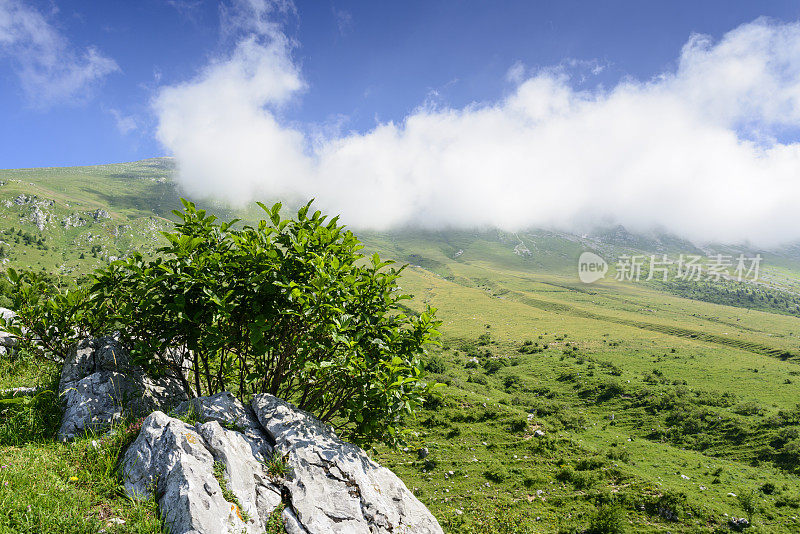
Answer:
[[578, 252, 762, 284]]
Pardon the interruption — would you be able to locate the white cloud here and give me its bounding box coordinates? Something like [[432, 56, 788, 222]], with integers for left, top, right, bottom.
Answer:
[[154, 14, 800, 247], [166, 0, 203, 20], [0, 0, 118, 107], [332, 7, 353, 36], [108, 108, 137, 135], [506, 61, 525, 84]]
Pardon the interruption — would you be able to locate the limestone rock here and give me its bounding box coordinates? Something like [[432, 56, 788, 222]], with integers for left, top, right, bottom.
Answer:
[[197, 420, 283, 528], [122, 392, 441, 533], [57, 337, 186, 441], [251, 393, 443, 534], [175, 392, 273, 461], [122, 411, 261, 534], [0, 307, 18, 357]]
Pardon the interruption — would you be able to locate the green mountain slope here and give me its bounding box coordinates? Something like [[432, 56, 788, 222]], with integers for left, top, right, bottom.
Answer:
[[2, 159, 800, 532]]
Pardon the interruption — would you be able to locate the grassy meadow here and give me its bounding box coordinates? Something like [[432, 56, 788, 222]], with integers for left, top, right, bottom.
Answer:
[[1, 159, 800, 532]]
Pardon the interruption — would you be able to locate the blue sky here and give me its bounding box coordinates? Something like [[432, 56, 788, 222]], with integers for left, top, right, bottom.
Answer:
[[3, 1, 800, 245], [1, 0, 798, 168]]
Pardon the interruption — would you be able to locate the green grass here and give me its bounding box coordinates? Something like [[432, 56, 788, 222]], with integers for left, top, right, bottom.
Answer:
[[212, 461, 250, 523], [363, 264, 800, 532], [2, 159, 800, 531], [0, 362, 161, 533]]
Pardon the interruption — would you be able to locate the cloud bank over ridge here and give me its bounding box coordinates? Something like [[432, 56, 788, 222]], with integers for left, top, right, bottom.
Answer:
[[154, 2, 800, 247]]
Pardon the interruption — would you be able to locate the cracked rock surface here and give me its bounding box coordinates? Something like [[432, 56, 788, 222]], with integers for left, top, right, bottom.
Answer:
[[175, 392, 273, 462], [122, 392, 442, 534], [122, 411, 262, 534], [0, 307, 18, 357], [57, 337, 186, 441], [252, 394, 443, 534]]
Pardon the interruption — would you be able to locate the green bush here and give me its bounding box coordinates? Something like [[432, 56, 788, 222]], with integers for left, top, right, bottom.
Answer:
[[737, 490, 757, 523], [502, 375, 522, 390], [483, 463, 509, 483], [508, 417, 528, 433], [3, 200, 441, 447], [586, 503, 626, 534], [468, 373, 489, 386], [484, 358, 508, 374], [0, 271, 98, 363], [425, 355, 447, 374]]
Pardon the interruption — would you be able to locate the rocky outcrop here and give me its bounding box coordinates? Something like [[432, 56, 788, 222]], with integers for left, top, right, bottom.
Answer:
[[122, 411, 281, 534], [92, 209, 110, 220], [252, 394, 444, 534], [57, 337, 186, 441], [29, 205, 50, 231], [174, 391, 272, 462], [0, 307, 18, 357], [122, 392, 443, 534], [54, 336, 441, 532], [61, 213, 87, 228]]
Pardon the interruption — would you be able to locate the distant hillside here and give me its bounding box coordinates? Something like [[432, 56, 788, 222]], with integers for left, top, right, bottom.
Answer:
[[5, 159, 800, 531]]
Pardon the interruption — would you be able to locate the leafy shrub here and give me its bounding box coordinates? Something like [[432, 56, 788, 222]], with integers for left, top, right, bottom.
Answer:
[[4, 200, 441, 447], [483, 464, 509, 483], [737, 490, 757, 523], [606, 448, 631, 463], [484, 358, 508, 374], [467, 373, 488, 386], [760, 482, 776, 495], [556, 466, 574, 484], [422, 390, 444, 410], [733, 401, 764, 416], [422, 457, 437, 471], [0, 271, 100, 362], [508, 417, 528, 433], [480, 405, 502, 421], [576, 457, 606, 471], [518, 341, 543, 354], [425, 355, 447, 374], [446, 427, 461, 438], [555, 463, 596, 489], [503, 375, 522, 390], [775, 494, 800, 509], [586, 503, 626, 534], [557, 412, 587, 431], [558, 369, 578, 382]]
